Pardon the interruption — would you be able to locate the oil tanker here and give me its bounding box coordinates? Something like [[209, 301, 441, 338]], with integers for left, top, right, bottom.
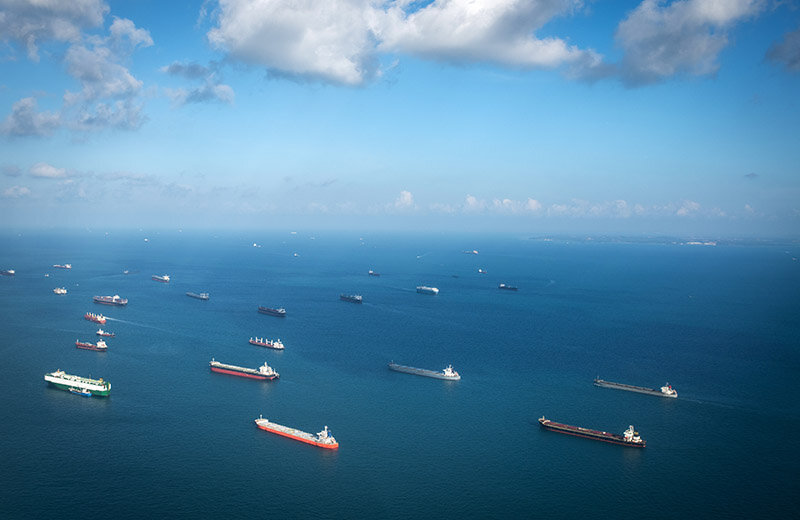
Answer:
[[388, 362, 460, 380], [209, 359, 278, 380], [254, 415, 338, 449], [93, 294, 128, 306], [538, 417, 645, 447], [44, 370, 111, 397], [249, 337, 285, 350], [593, 378, 677, 398], [76, 339, 108, 352]]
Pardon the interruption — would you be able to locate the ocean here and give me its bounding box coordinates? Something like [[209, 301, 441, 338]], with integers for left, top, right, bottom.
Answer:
[[1, 230, 798, 519]]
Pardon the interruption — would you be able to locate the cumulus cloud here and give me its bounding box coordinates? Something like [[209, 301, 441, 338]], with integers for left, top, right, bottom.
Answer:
[[207, 0, 601, 86], [766, 25, 800, 72], [676, 199, 701, 216], [0, 97, 61, 136], [162, 61, 235, 106], [394, 190, 415, 209], [2, 185, 31, 198], [0, 0, 108, 61], [615, 0, 765, 86], [30, 162, 67, 178]]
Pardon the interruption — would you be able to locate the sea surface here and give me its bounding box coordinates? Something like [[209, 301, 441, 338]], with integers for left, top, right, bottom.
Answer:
[[1, 230, 798, 519]]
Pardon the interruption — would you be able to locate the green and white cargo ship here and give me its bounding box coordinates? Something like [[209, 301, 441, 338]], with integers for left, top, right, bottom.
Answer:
[[44, 370, 111, 397]]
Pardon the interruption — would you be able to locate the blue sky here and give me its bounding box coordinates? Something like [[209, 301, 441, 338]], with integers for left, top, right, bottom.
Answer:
[[1, 0, 798, 235]]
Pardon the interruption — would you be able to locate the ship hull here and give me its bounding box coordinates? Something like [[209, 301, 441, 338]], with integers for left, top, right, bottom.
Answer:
[[210, 366, 276, 380], [255, 421, 338, 449], [538, 419, 645, 448], [388, 363, 460, 380], [47, 381, 111, 396], [594, 379, 676, 398]]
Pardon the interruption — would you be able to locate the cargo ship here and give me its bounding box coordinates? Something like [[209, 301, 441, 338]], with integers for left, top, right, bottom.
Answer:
[[538, 417, 645, 447], [340, 294, 363, 303], [258, 306, 286, 317], [93, 294, 128, 306], [76, 339, 108, 352], [416, 285, 439, 295], [0, 269, 15, 276], [368, 269, 380, 277], [498, 283, 518, 291], [209, 359, 279, 380], [44, 370, 111, 397], [53, 264, 72, 269], [593, 378, 677, 398], [152, 274, 170, 283], [186, 292, 209, 300], [96, 329, 115, 337], [254, 415, 338, 449], [388, 362, 461, 380], [53, 287, 67, 295], [84, 312, 106, 324], [249, 337, 285, 350]]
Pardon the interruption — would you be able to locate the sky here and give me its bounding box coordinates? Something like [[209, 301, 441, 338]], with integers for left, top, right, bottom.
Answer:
[[1, 0, 799, 236]]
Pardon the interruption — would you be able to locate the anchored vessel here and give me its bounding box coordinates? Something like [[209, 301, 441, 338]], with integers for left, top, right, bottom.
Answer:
[[593, 379, 677, 398], [388, 362, 461, 380], [209, 359, 279, 380], [538, 417, 645, 447], [53, 287, 67, 295], [186, 292, 209, 300], [0, 269, 15, 276], [44, 370, 111, 397], [93, 294, 128, 306], [254, 415, 338, 449], [498, 283, 518, 291], [249, 337, 284, 350], [76, 339, 108, 352], [152, 274, 170, 283], [84, 312, 106, 324], [53, 264, 72, 269], [340, 294, 363, 303], [258, 306, 286, 317], [368, 270, 380, 277], [96, 329, 115, 337], [416, 285, 439, 295]]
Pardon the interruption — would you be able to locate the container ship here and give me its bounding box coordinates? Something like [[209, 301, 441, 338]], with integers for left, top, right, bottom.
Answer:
[[53, 264, 72, 269], [84, 312, 106, 324], [416, 285, 439, 295], [498, 283, 518, 291], [340, 294, 363, 303], [96, 329, 115, 337], [0, 269, 15, 276], [209, 359, 279, 380], [593, 378, 677, 398], [186, 292, 209, 300], [44, 370, 111, 397], [76, 339, 108, 352], [538, 417, 645, 447], [254, 415, 338, 449], [152, 274, 170, 283], [388, 362, 461, 380], [258, 306, 286, 317], [53, 287, 67, 295], [93, 294, 128, 306], [249, 337, 285, 350]]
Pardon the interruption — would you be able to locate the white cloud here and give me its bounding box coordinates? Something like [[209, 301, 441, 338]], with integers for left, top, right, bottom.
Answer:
[[615, 0, 765, 85], [526, 198, 542, 212], [207, 0, 601, 86], [0, 0, 108, 61], [2, 185, 31, 198], [30, 162, 67, 178], [162, 61, 235, 106], [464, 194, 485, 212], [394, 189, 414, 209], [676, 199, 701, 216], [0, 97, 61, 136]]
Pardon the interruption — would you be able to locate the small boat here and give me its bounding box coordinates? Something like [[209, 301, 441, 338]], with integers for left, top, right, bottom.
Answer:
[[478, 268, 487, 274], [76, 339, 108, 352], [152, 274, 170, 283], [53, 287, 67, 295], [258, 306, 286, 317], [0, 269, 15, 276], [249, 337, 285, 350], [186, 292, 209, 300], [96, 329, 115, 337], [69, 387, 92, 397]]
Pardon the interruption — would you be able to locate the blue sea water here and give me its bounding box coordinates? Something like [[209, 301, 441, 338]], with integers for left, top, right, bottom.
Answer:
[[1, 230, 798, 519]]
